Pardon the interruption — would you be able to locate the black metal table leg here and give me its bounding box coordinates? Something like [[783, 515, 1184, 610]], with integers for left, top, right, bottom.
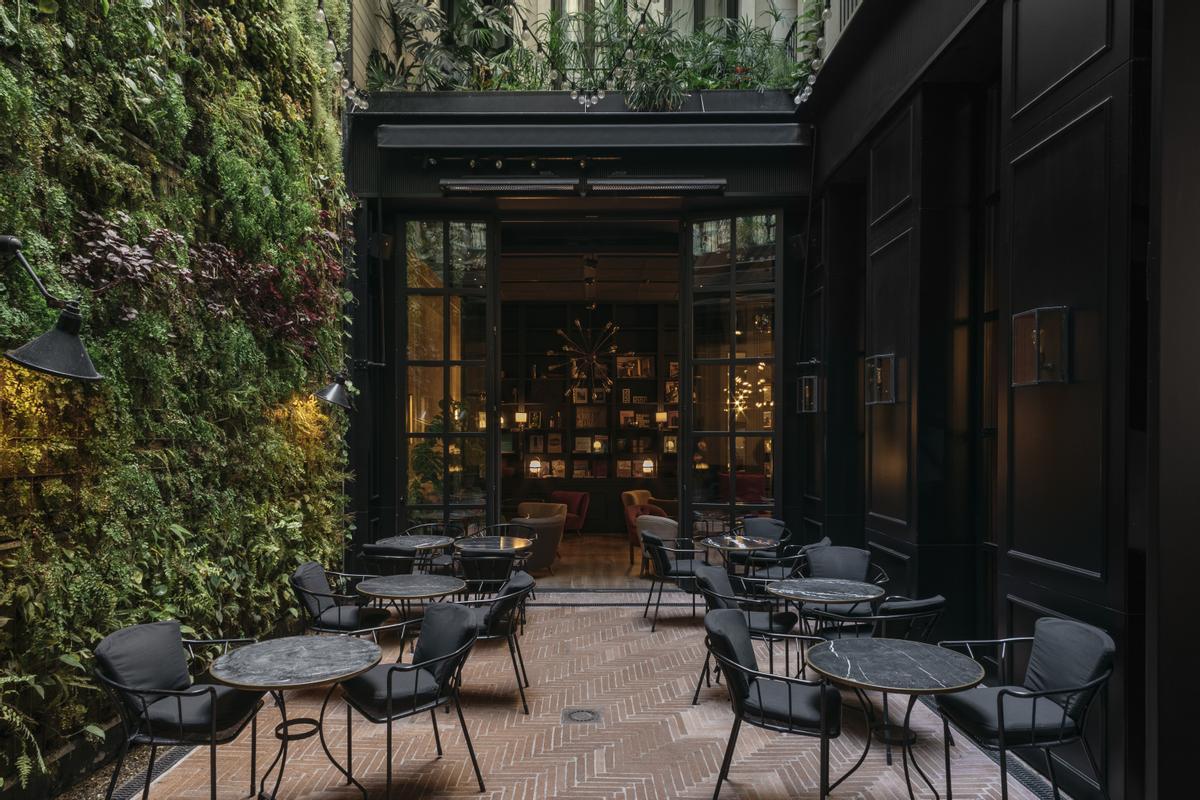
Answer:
[[828, 687, 875, 793], [258, 691, 326, 799], [318, 684, 368, 798], [900, 693, 940, 800]]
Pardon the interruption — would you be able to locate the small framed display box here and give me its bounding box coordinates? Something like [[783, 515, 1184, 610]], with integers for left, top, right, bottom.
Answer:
[[616, 355, 655, 378], [865, 353, 896, 405], [1012, 306, 1070, 386], [799, 374, 819, 413]]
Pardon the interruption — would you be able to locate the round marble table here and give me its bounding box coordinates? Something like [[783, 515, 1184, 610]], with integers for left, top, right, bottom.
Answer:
[[373, 534, 455, 551], [454, 535, 533, 553], [807, 638, 984, 800], [211, 636, 381, 799], [356, 573, 466, 601], [766, 577, 885, 605], [701, 534, 777, 553]]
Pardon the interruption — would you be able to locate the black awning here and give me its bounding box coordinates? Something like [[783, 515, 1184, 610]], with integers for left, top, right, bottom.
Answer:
[[377, 123, 808, 152]]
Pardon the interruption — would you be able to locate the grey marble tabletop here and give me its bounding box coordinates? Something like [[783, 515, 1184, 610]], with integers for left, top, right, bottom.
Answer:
[[454, 535, 533, 552], [766, 577, 885, 604], [806, 638, 985, 695], [356, 574, 466, 599], [374, 534, 455, 550], [209, 636, 381, 691], [702, 534, 777, 551]]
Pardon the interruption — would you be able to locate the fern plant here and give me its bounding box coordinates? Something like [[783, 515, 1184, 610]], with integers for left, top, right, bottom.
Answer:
[[0, 674, 46, 790]]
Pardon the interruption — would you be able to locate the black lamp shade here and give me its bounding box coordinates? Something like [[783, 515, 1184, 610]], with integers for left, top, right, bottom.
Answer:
[[315, 374, 351, 409], [4, 306, 103, 382]]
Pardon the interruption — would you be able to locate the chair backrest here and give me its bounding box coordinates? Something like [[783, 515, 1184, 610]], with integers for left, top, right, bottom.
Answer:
[[695, 564, 738, 611], [518, 516, 564, 572], [704, 609, 758, 701], [875, 595, 946, 640], [637, 514, 678, 540], [413, 603, 477, 689], [550, 490, 589, 520], [516, 501, 568, 519], [459, 552, 516, 593], [638, 531, 678, 577], [740, 516, 786, 543], [482, 522, 535, 539], [403, 521, 463, 538], [95, 621, 191, 710], [483, 571, 536, 633], [359, 544, 416, 576], [627, 503, 667, 532], [621, 489, 651, 508], [805, 545, 871, 581], [1024, 617, 1116, 721], [292, 561, 334, 616]]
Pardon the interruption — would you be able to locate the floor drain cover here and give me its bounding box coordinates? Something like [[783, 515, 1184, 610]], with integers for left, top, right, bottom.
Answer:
[[561, 708, 602, 724]]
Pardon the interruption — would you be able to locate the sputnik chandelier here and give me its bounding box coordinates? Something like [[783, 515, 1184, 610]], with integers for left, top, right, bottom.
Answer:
[[726, 363, 773, 419], [546, 311, 625, 397], [511, 0, 656, 107]]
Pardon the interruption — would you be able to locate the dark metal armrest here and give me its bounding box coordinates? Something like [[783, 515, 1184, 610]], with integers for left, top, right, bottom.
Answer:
[[938, 636, 1035, 658], [994, 672, 1111, 744], [182, 636, 256, 647]]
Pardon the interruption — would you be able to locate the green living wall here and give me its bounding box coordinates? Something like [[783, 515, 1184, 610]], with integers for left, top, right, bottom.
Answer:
[[0, 0, 351, 790]]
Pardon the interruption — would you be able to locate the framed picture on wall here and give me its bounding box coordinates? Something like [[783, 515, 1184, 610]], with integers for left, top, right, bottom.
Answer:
[[547, 433, 563, 453], [571, 387, 589, 404], [763, 410, 773, 429], [665, 381, 679, 403], [593, 460, 609, 478], [664, 435, 678, 453], [573, 436, 591, 453], [528, 434, 544, 453], [500, 433, 514, 454], [668, 361, 679, 379], [572, 461, 589, 478], [529, 410, 543, 428], [668, 410, 680, 428], [551, 459, 566, 477], [622, 388, 632, 403], [616, 460, 633, 478], [591, 386, 607, 403], [619, 410, 636, 427]]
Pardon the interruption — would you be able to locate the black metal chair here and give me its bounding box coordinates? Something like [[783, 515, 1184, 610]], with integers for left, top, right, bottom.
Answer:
[[333, 602, 485, 797], [799, 545, 889, 618], [704, 609, 843, 800], [457, 571, 537, 713], [290, 561, 390, 635], [457, 552, 518, 598], [937, 617, 1115, 800], [94, 621, 263, 800], [401, 521, 464, 573], [640, 530, 701, 631], [692, 565, 798, 703], [746, 536, 832, 580]]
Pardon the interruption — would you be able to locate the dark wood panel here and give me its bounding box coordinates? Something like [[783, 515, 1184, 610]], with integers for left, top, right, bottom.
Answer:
[[869, 107, 914, 225], [999, 67, 1134, 606], [1007, 98, 1112, 577]]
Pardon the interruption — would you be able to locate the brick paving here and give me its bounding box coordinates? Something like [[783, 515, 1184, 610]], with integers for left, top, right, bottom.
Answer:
[[147, 593, 1036, 799]]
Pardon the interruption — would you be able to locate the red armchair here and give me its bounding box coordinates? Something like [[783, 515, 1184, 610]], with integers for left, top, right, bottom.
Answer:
[[550, 490, 589, 536]]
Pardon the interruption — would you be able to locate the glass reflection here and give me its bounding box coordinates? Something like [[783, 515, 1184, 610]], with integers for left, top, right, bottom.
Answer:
[[447, 438, 488, 504], [449, 365, 486, 432], [407, 437, 443, 504], [693, 296, 730, 359], [691, 436, 729, 503], [449, 222, 487, 288], [693, 219, 731, 290], [735, 295, 773, 358], [406, 367, 444, 434], [451, 295, 486, 361], [734, 436, 773, 502], [731, 362, 773, 431], [407, 221, 444, 289], [693, 364, 729, 432], [408, 295, 444, 360]]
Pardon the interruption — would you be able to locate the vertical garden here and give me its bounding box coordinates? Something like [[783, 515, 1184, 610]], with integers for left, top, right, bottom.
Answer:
[[0, 0, 351, 791]]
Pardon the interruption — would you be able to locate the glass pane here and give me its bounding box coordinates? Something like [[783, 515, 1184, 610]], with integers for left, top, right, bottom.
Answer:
[[693, 296, 730, 359], [691, 436, 729, 503], [732, 362, 773, 431], [734, 294, 773, 358], [693, 364, 729, 432], [736, 214, 775, 285], [449, 507, 486, 536], [450, 295, 487, 361], [734, 436, 773, 502], [407, 221, 444, 289], [406, 367, 444, 434], [447, 438, 488, 504], [407, 295, 444, 360], [693, 219, 731, 290], [407, 437, 443, 504], [449, 222, 487, 288], [449, 365, 487, 432], [407, 508, 444, 526]]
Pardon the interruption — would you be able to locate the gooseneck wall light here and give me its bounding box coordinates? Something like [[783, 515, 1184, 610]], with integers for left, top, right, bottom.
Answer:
[[1, 235, 103, 381], [313, 358, 385, 410]]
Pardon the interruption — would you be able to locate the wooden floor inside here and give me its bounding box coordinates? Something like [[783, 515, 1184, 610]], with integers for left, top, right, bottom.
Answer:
[[537, 533, 646, 589]]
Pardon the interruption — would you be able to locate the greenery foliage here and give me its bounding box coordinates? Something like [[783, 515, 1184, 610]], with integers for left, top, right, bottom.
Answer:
[[369, 0, 824, 110], [0, 0, 350, 790]]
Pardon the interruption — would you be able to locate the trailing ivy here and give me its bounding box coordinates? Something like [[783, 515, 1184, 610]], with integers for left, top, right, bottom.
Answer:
[[0, 0, 350, 791]]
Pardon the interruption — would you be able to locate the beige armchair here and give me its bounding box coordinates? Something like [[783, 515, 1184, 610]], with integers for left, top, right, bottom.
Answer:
[[517, 502, 568, 519]]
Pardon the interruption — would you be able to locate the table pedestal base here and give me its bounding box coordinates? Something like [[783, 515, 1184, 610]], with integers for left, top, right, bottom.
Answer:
[[256, 688, 369, 800]]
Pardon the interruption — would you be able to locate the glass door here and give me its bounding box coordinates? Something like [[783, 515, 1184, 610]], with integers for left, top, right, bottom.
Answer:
[[398, 218, 495, 533], [683, 212, 781, 536]]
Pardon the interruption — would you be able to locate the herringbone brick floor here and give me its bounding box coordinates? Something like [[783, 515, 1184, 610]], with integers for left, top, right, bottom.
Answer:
[[147, 593, 1037, 799]]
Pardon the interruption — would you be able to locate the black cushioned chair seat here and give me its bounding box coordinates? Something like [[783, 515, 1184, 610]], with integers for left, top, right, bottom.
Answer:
[[144, 684, 263, 739], [429, 553, 454, 569], [815, 601, 874, 617], [811, 623, 874, 641], [936, 687, 1077, 745], [746, 610, 798, 635], [315, 604, 390, 631], [743, 679, 842, 734], [752, 565, 798, 581], [341, 665, 439, 717]]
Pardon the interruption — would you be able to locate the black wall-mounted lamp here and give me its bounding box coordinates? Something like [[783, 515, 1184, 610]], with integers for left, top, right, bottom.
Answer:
[[1, 235, 103, 382], [313, 358, 385, 410], [796, 358, 820, 414]]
